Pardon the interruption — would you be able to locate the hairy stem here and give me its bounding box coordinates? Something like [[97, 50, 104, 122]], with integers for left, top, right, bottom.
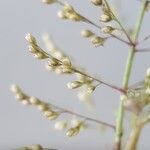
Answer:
[[114, 1, 148, 149]]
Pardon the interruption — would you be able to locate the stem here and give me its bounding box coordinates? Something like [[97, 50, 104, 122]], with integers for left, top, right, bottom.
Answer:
[[125, 123, 143, 150], [114, 1, 148, 149], [125, 116, 150, 150]]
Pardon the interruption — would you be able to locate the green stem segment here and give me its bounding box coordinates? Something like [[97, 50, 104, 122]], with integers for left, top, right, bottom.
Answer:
[[114, 1, 148, 150]]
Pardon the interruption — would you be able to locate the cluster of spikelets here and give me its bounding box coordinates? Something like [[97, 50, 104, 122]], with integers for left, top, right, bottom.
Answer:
[[42, 0, 123, 47], [10, 85, 60, 120], [16, 144, 58, 150], [25, 33, 99, 102], [43, 0, 114, 22], [11, 85, 86, 137], [16, 144, 46, 150], [121, 68, 150, 115]]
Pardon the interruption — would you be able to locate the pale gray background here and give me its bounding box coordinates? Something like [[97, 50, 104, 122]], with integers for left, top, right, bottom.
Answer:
[[0, 0, 150, 150]]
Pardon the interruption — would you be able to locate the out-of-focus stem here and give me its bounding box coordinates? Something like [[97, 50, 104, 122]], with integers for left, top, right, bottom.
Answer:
[[125, 122, 143, 150], [125, 115, 150, 150]]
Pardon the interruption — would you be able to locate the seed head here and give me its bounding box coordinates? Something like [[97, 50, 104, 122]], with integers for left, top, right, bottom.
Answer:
[[58, 3, 84, 22], [91, 0, 103, 6], [57, 11, 67, 19], [25, 33, 36, 44], [146, 68, 150, 77], [54, 121, 67, 130], [43, 110, 59, 120], [87, 85, 96, 94], [146, 88, 150, 95], [62, 57, 71, 67], [21, 100, 30, 105], [101, 26, 114, 34], [67, 81, 83, 89], [81, 30, 93, 38], [37, 103, 49, 111], [29, 97, 41, 105], [47, 112, 60, 120], [66, 127, 80, 137], [100, 14, 112, 22], [30, 144, 43, 150], [42, 0, 57, 5], [10, 84, 20, 93], [90, 36, 106, 47]]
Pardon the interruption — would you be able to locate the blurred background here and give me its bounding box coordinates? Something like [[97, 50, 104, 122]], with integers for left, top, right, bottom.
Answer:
[[0, 0, 150, 149]]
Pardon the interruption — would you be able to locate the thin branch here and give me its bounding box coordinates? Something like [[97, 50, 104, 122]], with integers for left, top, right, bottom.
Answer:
[[113, 17, 133, 45], [15, 148, 57, 150], [84, 18, 102, 30], [14, 147, 57, 150], [73, 69, 126, 94], [139, 35, 150, 43], [135, 48, 150, 53], [129, 80, 144, 90], [109, 33, 131, 45], [103, 0, 134, 45], [48, 102, 116, 130], [82, 16, 131, 45]]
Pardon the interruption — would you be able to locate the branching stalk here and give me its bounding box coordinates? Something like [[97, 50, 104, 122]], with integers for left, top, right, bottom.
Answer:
[[49, 103, 116, 130], [73, 69, 126, 93], [40, 49, 125, 93], [114, 1, 148, 150], [56, 0, 130, 45], [103, 0, 133, 44]]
